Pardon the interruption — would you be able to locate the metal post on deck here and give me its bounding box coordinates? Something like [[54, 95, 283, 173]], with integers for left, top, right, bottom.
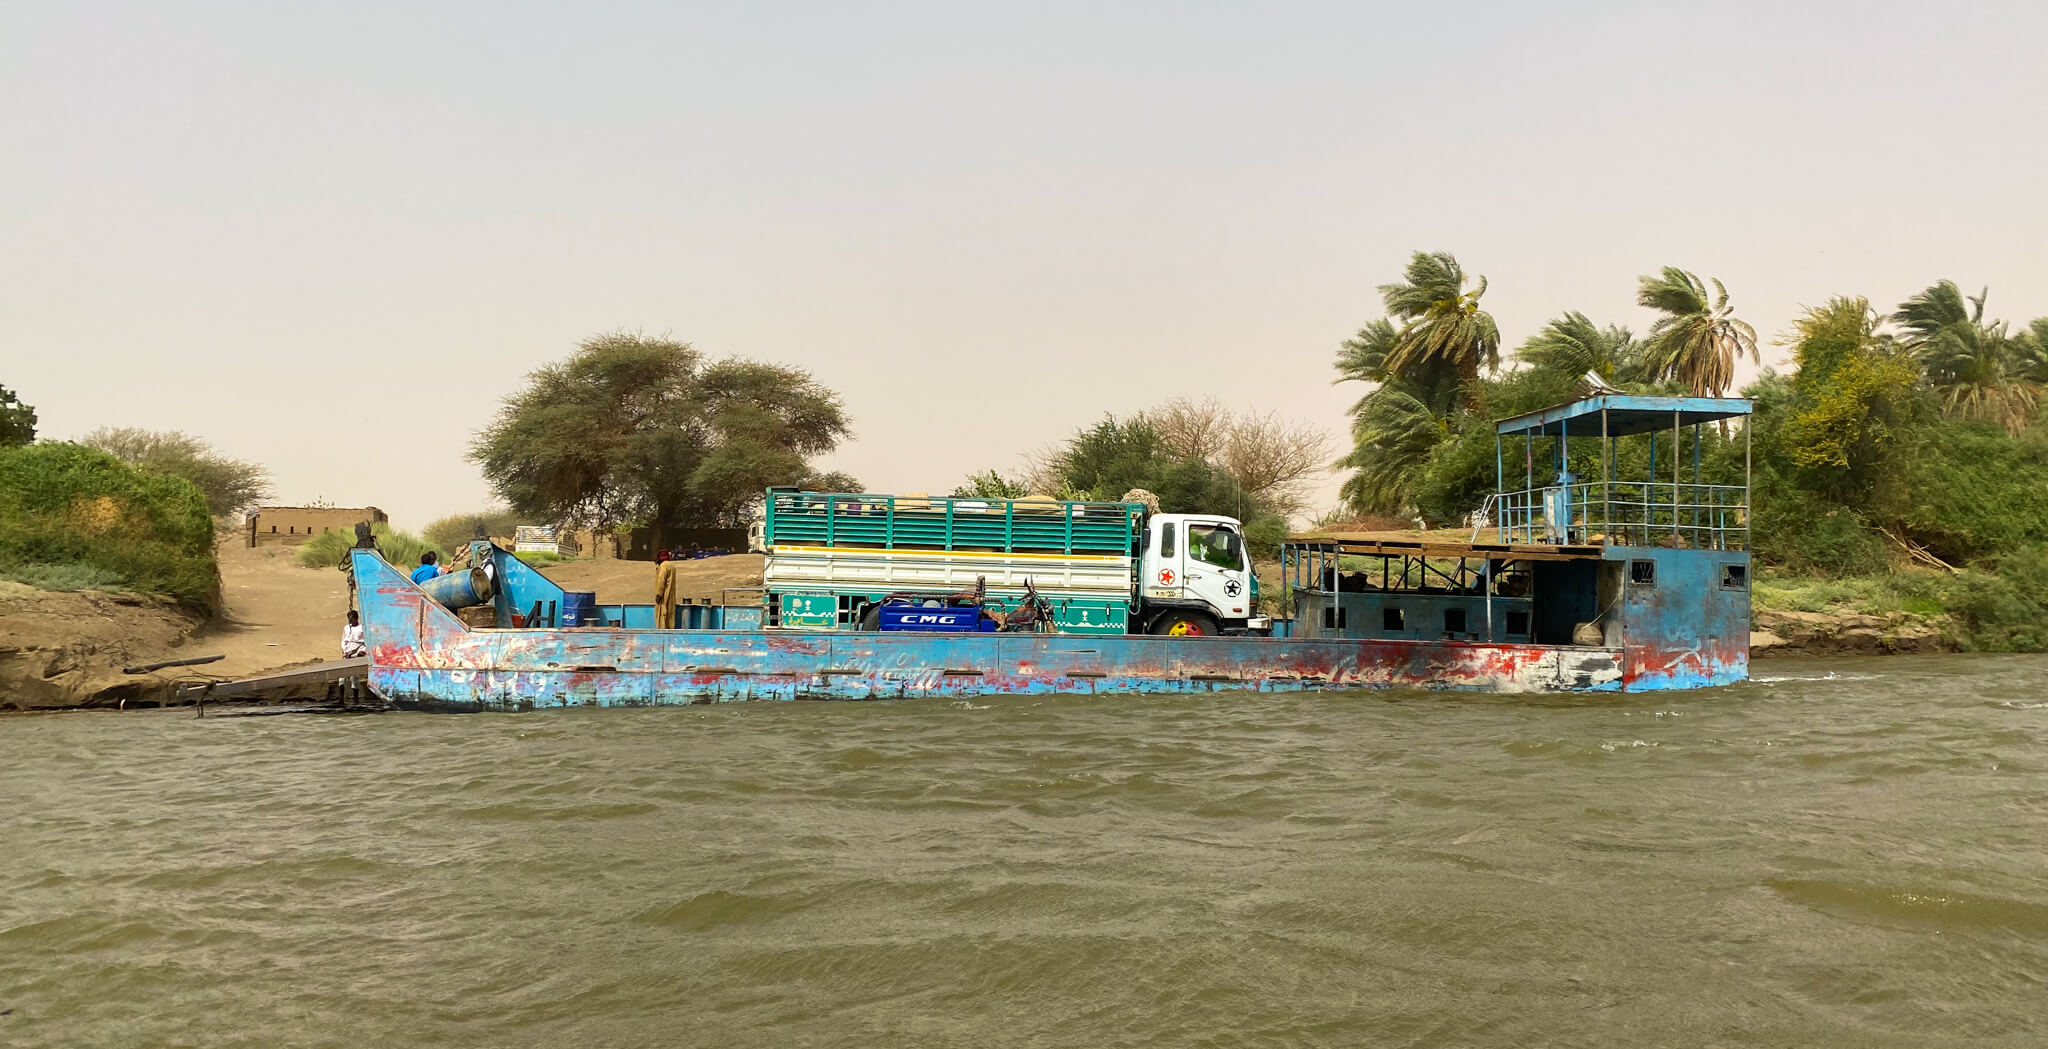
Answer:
[[1672, 410, 1681, 545], [1692, 422, 1703, 547], [1494, 433, 1504, 542], [1601, 407, 1610, 543], [1484, 557, 1495, 640], [1744, 413, 1753, 551]]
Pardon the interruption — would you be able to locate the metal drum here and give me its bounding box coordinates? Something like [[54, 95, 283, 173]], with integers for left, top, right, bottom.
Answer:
[[420, 567, 493, 611], [560, 591, 599, 627]]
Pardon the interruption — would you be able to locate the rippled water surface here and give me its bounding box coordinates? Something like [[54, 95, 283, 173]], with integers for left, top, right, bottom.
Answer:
[[5, 655, 2048, 1047]]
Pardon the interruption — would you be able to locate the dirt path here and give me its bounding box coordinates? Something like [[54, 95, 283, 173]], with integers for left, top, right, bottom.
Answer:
[[190, 540, 354, 679]]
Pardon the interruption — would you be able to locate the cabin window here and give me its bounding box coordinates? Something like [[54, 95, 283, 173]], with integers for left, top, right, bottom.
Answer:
[[1721, 563, 1748, 590], [1444, 608, 1467, 634], [1322, 605, 1347, 630], [1161, 523, 1176, 559], [1630, 559, 1656, 586], [1505, 610, 1530, 636], [1188, 524, 1245, 571], [1383, 607, 1404, 632]]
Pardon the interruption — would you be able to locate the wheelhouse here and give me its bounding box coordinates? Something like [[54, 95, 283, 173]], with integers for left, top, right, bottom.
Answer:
[[1282, 394, 1754, 690]]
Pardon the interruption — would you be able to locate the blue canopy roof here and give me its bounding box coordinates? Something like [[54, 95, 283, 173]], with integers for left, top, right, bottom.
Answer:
[[1495, 394, 1751, 438]]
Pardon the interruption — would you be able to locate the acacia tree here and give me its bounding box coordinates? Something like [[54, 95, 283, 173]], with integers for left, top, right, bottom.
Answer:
[[81, 427, 271, 517], [1152, 397, 1329, 517], [471, 332, 853, 542]]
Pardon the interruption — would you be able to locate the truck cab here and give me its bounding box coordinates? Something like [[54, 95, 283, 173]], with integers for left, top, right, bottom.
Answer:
[[1138, 513, 1264, 636]]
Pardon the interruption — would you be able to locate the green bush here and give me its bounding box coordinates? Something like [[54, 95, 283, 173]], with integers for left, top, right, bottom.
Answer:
[[1896, 422, 2048, 562], [1943, 546, 2048, 652], [298, 521, 440, 571], [422, 509, 523, 556], [0, 442, 219, 609], [1749, 481, 1890, 576]]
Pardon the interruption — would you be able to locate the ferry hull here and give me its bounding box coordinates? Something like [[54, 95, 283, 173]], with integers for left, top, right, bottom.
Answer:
[[370, 633, 1631, 712], [344, 551, 1705, 711]]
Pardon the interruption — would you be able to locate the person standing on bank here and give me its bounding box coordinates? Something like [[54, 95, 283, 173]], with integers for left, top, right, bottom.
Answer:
[[411, 551, 441, 584], [341, 610, 367, 658]]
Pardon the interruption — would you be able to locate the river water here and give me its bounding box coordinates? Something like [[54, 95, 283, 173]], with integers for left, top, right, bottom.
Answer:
[[3, 655, 2046, 1048]]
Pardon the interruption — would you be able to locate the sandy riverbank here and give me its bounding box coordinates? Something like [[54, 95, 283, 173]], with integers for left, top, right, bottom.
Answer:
[[0, 539, 353, 710]]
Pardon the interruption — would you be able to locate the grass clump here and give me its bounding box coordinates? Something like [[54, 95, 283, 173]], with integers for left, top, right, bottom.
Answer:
[[1752, 569, 1952, 618], [0, 442, 219, 610], [0, 561, 130, 593], [298, 521, 440, 571]]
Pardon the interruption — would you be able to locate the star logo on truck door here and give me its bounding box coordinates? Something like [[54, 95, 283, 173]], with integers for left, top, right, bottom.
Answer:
[[1224, 579, 1241, 597], [1159, 569, 1175, 584]]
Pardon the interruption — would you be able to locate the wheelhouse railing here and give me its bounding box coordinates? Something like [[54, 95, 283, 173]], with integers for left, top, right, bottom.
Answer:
[[1487, 481, 1747, 551], [1488, 394, 1754, 554]]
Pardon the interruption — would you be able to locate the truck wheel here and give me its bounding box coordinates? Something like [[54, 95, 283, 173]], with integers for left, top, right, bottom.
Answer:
[[857, 605, 881, 632], [1150, 611, 1217, 637]]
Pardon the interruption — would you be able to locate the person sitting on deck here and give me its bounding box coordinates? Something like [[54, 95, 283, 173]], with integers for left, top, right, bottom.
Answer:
[[341, 610, 367, 658], [410, 551, 441, 584]]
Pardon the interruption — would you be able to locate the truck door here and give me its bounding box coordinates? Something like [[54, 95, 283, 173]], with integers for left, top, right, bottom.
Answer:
[[1183, 521, 1251, 624], [1142, 519, 1185, 601]]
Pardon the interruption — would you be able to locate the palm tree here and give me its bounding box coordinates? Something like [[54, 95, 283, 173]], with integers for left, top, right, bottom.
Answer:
[[1333, 317, 1443, 514], [1333, 387, 1442, 514], [1516, 311, 1641, 384], [1334, 317, 1399, 390], [1892, 281, 2039, 433], [1377, 252, 1500, 409], [2020, 318, 2048, 384], [1636, 267, 1758, 397]]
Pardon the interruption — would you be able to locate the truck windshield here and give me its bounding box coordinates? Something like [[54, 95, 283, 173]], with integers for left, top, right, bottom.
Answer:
[[1188, 524, 1243, 571]]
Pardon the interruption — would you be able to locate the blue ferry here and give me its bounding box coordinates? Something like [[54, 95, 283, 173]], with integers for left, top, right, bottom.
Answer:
[[354, 394, 1752, 710]]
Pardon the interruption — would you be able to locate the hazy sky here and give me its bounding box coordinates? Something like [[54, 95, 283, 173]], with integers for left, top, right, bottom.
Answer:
[[6, 2, 2045, 527]]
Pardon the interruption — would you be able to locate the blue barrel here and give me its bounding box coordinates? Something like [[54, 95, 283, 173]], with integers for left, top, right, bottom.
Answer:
[[419, 568, 493, 611], [560, 591, 598, 627]]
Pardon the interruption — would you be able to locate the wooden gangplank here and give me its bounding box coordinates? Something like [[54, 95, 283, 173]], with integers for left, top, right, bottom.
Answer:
[[176, 658, 370, 706]]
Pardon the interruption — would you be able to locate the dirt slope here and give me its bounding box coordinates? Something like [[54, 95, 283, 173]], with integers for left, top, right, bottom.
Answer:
[[1, 540, 354, 710], [195, 541, 354, 676]]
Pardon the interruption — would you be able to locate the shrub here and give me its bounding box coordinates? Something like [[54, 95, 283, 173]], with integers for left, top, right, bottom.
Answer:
[[1943, 545, 2048, 652], [0, 442, 219, 609], [298, 522, 440, 571], [423, 509, 523, 556], [1749, 483, 1889, 576]]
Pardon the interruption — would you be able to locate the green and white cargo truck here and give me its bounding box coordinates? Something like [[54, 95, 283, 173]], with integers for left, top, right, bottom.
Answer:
[[761, 490, 1266, 636]]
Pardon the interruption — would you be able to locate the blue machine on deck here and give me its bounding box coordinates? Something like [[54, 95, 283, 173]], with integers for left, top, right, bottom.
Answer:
[[877, 604, 997, 632]]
